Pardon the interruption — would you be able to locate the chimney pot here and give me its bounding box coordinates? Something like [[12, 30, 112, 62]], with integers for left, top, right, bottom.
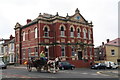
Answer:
[[27, 19, 31, 23], [102, 42, 104, 45], [107, 39, 110, 43]]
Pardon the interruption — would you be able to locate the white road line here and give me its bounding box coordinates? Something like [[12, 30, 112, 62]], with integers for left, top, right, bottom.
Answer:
[[91, 74, 98, 75], [81, 73, 88, 74]]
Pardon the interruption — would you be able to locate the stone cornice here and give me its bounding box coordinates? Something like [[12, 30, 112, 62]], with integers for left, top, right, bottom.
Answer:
[[20, 16, 93, 29]]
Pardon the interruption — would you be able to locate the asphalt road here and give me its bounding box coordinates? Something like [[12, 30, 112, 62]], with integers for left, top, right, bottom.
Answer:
[[0, 65, 119, 79]]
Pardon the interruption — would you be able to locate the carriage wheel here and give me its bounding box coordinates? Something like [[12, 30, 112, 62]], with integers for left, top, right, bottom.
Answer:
[[27, 63, 32, 72], [36, 66, 41, 72]]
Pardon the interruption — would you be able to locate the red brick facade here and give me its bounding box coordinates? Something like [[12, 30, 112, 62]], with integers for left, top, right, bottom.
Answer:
[[14, 8, 94, 68]]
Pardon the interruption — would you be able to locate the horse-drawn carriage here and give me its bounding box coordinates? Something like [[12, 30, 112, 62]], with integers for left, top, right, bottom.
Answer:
[[27, 57, 60, 73]]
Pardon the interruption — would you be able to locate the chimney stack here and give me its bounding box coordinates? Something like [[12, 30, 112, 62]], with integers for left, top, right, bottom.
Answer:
[[27, 19, 32, 24], [102, 42, 104, 45], [10, 35, 14, 40], [107, 39, 110, 43]]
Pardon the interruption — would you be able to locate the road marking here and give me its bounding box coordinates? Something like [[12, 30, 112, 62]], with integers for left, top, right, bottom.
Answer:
[[91, 74, 98, 75], [97, 71, 110, 76], [81, 73, 88, 74]]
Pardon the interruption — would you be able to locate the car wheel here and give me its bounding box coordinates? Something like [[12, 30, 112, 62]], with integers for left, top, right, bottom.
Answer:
[[115, 67, 118, 69], [104, 67, 106, 69], [61, 67, 64, 70], [71, 67, 75, 70], [2, 67, 5, 69]]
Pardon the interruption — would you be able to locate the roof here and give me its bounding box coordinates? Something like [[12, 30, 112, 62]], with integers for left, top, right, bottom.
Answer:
[[105, 38, 120, 46], [15, 8, 93, 29]]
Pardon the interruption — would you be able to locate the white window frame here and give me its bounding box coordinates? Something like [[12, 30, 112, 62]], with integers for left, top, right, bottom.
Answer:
[[44, 27, 49, 37], [88, 30, 91, 39], [77, 28, 81, 38], [111, 49, 115, 56], [23, 32, 25, 41], [60, 26, 65, 37], [61, 31, 65, 37], [71, 46, 75, 56], [83, 29, 87, 39], [70, 27, 74, 37], [35, 28, 38, 38], [61, 46, 65, 56]]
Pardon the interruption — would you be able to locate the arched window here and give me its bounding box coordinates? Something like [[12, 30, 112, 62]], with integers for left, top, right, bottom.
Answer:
[[61, 46, 65, 56], [89, 47, 92, 56], [88, 30, 91, 39], [60, 26, 65, 37], [34, 28, 37, 38], [28, 30, 30, 40], [44, 27, 49, 37], [70, 27, 74, 37], [71, 46, 75, 56], [83, 28, 87, 39], [22, 31, 25, 41], [77, 28, 81, 38]]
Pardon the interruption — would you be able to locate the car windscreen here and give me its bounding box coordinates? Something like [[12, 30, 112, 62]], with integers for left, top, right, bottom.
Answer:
[[61, 62, 70, 65], [0, 61, 4, 64]]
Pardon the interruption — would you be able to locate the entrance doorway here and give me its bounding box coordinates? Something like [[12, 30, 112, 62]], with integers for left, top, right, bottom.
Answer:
[[78, 51, 82, 60], [45, 47, 49, 58]]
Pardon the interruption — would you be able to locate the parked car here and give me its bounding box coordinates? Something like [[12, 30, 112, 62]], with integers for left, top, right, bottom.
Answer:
[[91, 63, 106, 69], [59, 61, 75, 70], [0, 61, 7, 69], [104, 61, 118, 69]]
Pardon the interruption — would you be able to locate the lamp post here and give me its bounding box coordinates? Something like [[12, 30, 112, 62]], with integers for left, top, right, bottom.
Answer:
[[46, 45, 49, 60], [74, 53, 78, 60]]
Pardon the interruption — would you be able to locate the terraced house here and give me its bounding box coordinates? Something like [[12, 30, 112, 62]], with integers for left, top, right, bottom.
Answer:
[[14, 8, 94, 68], [105, 38, 120, 64]]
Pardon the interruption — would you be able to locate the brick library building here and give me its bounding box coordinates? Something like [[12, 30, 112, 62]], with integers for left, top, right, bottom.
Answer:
[[14, 8, 94, 68]]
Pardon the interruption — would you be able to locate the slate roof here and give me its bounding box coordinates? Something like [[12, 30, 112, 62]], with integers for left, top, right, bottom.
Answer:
[[105, 38, 120, 46]]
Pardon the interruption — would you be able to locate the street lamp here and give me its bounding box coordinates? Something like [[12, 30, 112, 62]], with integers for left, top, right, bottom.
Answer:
[[46, 46, 49, 60], [46, 45, 49, 49], [74, 53, 78, 60]]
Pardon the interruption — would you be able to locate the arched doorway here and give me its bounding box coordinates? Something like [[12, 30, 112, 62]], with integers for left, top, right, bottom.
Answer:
[[78, 50, 82, 60]]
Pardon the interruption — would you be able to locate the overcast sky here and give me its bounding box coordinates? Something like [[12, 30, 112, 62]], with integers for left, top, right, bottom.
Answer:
[[0, 0, 119, 47]]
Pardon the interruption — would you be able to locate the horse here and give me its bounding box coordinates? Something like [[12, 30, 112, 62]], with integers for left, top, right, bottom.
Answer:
[[27, 57, 61, 73], [47, 57, 61, 73]]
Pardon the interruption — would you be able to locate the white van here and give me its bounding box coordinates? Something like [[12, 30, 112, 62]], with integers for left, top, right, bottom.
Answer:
[[104, 61, 118, 69]]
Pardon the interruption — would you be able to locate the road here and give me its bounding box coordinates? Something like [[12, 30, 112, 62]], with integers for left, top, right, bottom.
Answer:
[[0, 65, 119, 79]]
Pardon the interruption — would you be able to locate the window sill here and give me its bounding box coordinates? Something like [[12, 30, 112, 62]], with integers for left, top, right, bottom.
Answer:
[[70, 36, 74, 38], [77, 37, 81, 38], [60, 36, 66, 38], [43, 36, 50, 38]]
